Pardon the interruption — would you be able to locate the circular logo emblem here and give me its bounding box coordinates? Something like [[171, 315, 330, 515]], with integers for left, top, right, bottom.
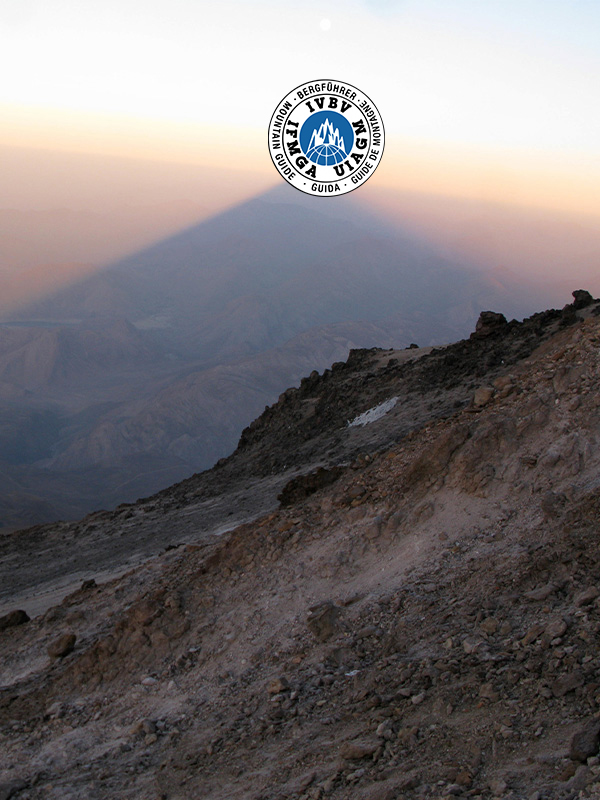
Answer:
[[268, 79, 385, 197]]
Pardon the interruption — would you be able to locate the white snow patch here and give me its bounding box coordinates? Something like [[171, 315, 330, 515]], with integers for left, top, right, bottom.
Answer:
[[348, 397, 398, 427]]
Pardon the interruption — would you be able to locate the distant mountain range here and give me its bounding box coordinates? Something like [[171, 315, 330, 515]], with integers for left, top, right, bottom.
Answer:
[[0, 184, 573, 528]]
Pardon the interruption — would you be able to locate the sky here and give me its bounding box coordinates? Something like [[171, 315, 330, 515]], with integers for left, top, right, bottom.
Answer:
[[1, 0, 599, 297]]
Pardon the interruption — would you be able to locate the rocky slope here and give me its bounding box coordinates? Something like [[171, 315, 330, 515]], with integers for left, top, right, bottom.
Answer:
[[1, 291, 600, 799]]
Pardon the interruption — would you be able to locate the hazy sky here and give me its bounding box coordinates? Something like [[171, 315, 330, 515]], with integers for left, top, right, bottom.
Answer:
[[0, 0, 599, 300], [2, 0, 599, 150], [2, 0, 599, 202]]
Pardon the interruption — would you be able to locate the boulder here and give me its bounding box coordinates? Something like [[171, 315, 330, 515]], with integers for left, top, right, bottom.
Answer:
[[47, 633, 77, 659], [473, 386, 494, 408], [570, 720, 600, 762], [473, 311, 508, 337], [0, 610, 30, 631], [572, 289, 594, 309]]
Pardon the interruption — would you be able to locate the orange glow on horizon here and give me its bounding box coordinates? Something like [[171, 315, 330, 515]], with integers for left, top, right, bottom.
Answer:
[[2, 103, 599, 221], [374, 137, 600, 220], [0, 103, 275, 175], [1, 103, 599, 316]]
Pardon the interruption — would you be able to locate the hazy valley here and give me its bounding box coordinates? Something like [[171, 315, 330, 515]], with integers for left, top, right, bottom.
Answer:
[[0, 185, 576, 529]]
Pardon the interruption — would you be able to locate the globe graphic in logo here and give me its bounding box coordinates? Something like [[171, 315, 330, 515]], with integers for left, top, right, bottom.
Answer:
[[299, 110, 355, 166]]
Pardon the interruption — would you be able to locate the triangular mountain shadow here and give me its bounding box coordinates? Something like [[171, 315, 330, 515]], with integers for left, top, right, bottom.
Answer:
[[0, 182, 572, 529], [8, 182, 550, 353]]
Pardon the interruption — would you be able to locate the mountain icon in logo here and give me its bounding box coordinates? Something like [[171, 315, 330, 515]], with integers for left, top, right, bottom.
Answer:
[[306, 118, 347, 165], [300, 110, 355, 166]]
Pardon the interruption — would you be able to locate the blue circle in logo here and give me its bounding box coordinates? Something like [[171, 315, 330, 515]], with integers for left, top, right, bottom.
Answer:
[[299, 109, 355, 166]]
